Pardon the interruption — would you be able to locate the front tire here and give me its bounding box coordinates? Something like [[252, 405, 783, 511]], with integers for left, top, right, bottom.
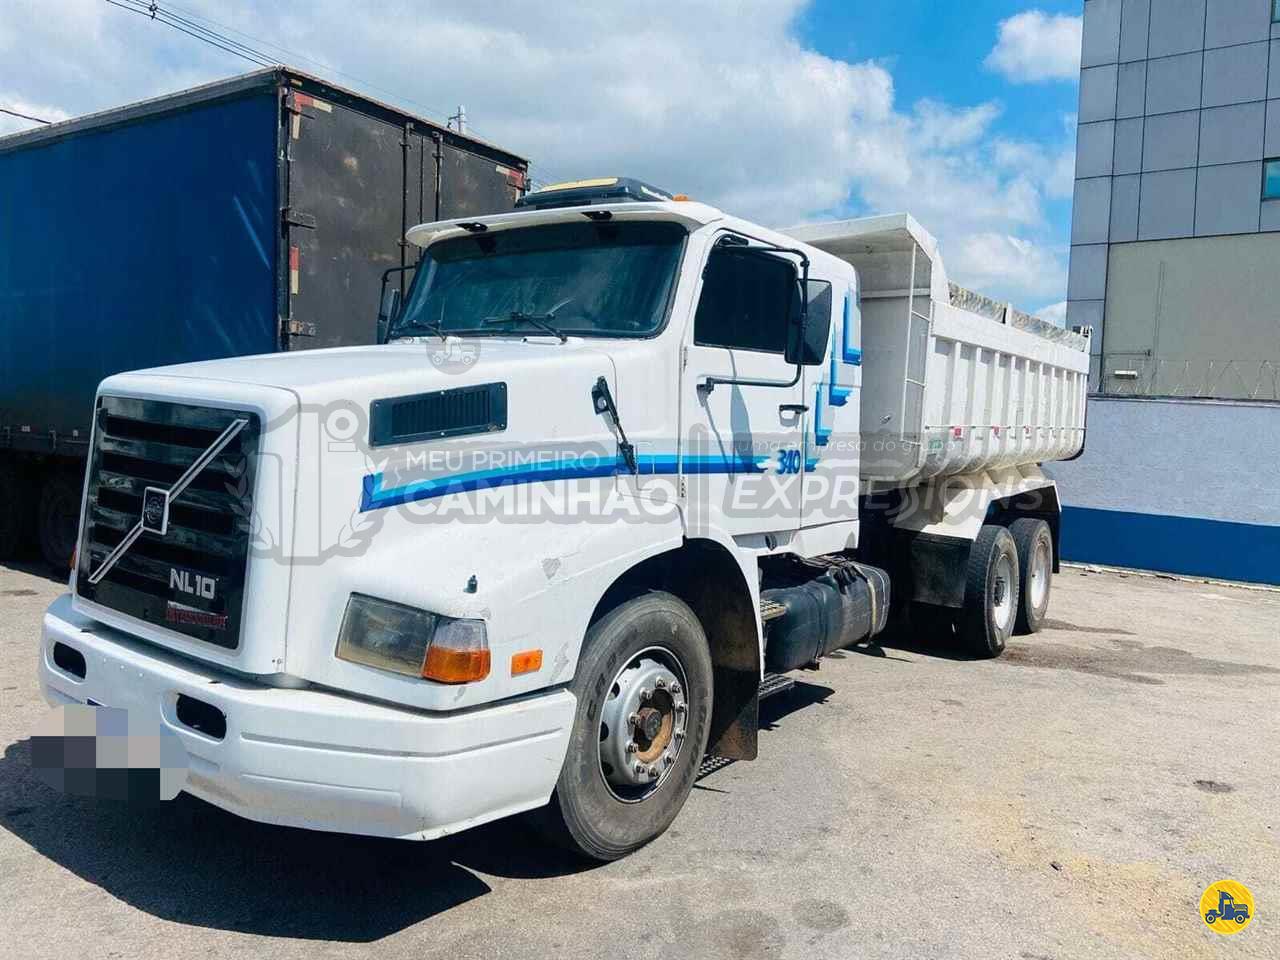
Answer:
[[1008, 518, 1053, 634], [958, 524, 1020, 658], [542, 591, 713, 861]]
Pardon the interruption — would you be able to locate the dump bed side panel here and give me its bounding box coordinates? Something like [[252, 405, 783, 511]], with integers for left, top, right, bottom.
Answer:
[[788, 217, 1089, 487], [0, 89, 280, 453], [914, 303, 1089, 482]]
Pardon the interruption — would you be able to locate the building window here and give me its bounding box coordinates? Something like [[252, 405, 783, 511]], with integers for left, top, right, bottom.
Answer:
[[1274, 0, 1280, 21], [1264, 160, 1280, 200]]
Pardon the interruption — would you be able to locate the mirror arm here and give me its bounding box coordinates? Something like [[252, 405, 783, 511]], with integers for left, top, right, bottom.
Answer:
[[377, 263, 418, 343]]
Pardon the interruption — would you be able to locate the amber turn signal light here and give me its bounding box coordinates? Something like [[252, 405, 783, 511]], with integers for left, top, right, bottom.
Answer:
[[510, 649, 543, 676], [422, 644, 491, 684]]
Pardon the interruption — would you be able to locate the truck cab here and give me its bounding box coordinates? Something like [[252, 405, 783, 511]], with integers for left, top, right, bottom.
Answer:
[[38, 178, 1087, 860]]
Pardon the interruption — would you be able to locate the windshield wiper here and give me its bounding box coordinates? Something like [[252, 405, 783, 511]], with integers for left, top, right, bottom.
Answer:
[[389, 319, 447, 341], [480, 311, 568, 343]]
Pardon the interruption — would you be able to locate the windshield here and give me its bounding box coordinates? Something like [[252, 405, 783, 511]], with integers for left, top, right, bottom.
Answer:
[[391, 220, 686, 340]]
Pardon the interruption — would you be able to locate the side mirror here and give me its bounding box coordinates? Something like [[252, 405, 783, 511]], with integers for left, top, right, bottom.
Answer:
[[376, 287, 402, 344], [786, 280, 831, 366]]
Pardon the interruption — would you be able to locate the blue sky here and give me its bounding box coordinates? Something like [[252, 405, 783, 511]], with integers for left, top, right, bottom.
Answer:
[[1, 1, 1083, 315], [798, 0, 1083, 316]]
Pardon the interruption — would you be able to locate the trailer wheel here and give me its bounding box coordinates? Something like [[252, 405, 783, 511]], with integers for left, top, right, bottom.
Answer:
[[1008, 518, 1053, 634], [0, 463, 25, 559], [38, 470, 81, 571], [540, 590, 713, 861], [958, 524, 1019, 658]]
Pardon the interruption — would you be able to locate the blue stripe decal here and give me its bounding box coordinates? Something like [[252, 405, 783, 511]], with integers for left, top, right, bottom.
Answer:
[[360, 451, 770, 512], [827, 294, 854, 407], [841, 288, 863, 366], [813, 382, 832, 447], [1061, 505, 1280, 586]]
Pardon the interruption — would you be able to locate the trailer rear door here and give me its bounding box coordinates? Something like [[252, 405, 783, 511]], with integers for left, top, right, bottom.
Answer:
[[281, 87, 524, 352]]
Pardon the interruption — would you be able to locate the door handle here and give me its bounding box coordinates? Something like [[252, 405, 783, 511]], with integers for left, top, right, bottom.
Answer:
[[778, 403, 809, 415]]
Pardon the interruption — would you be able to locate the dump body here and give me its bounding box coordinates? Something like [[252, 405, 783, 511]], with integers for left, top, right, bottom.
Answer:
[[0, 67, 527, 564], [787, 214, 1089, 487]]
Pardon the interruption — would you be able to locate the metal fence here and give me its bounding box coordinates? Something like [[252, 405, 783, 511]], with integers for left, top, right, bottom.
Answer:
[[1098, 356, 1280, 402]]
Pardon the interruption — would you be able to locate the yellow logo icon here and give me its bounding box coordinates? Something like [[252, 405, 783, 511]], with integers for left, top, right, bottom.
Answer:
[[1201, 880, 1254, 934]]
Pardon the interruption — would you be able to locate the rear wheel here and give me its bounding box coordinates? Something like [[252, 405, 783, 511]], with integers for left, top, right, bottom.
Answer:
[[1008, 518, 1053, 634], [0, 463, 24, 559], [38, 469, 81, 571], [958, 524, 1019, 658], [541, 591, 713, 861]]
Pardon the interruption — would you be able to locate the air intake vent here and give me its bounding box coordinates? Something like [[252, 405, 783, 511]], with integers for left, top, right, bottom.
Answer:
[[370, 383, 508, 446]]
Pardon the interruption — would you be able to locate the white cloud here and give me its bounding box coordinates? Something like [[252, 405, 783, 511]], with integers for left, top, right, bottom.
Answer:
[[1034, 301, 1068, 326], [0, 97, 70, 136], [945, 233, 1068, 304], [985, 11, 1082, 84], [992, 136, 1075, 200], [0, 0, 1072, 305]]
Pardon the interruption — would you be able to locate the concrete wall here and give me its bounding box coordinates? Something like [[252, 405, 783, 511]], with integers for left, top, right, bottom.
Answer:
[[1070, 0, 1280, 400], [1102, 232, 1280, 395], [1044, 395, 1280, 583]]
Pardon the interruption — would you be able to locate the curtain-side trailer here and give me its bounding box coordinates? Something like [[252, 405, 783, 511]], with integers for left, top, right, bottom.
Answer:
[[0, 67, 528, 566]]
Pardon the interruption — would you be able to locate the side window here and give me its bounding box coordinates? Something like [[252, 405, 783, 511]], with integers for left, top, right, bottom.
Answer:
[[694, 247, 795, 353]]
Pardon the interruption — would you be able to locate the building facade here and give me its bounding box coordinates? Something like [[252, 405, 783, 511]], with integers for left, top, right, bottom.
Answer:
[[1050, 0, 1280, 584]]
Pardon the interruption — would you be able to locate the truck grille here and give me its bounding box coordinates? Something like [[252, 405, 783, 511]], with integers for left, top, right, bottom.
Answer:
[[75, 396, 260, 650]]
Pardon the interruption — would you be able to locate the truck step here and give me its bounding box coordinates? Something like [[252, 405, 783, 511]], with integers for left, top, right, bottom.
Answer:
[[759, 598, 788, 623], [758, 671, 795, 700]]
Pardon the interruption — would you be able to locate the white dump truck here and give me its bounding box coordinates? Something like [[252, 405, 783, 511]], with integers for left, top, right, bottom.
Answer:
[[38, 178, 1089, 860]]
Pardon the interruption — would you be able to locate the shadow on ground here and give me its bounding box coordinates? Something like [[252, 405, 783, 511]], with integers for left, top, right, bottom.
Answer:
[[0, 736, 590, 942], [0, 558, 66, 586], [0, 680, 833, 942]]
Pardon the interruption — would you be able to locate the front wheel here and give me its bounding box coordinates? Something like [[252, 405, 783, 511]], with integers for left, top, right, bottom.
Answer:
[[541, 591, 713, 861]]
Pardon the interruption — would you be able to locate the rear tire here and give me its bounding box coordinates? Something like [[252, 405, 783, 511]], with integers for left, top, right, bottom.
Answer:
[[1008, 518, 1053, 634], [541, 590, 713, 862], [958, 524, 1019, 659], [0, 463, 24, 559], [38, 469, 81, 571]]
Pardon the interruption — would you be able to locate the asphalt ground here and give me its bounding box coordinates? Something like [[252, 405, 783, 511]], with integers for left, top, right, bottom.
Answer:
[[1, 559, 1276, 959]]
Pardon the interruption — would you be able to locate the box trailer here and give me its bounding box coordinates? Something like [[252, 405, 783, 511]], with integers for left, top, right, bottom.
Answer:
[[0, 67, 528, 566], [36, 179, 1089, 862]]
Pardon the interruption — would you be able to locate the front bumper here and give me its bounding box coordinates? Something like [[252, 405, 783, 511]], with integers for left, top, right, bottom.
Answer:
[[38, 594, 575, 840]]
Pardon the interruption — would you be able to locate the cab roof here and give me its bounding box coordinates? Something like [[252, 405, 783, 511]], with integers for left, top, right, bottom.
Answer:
[[405, 201, 854, 285]]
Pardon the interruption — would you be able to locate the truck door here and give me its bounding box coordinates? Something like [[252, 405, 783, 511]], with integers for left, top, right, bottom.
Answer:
[[679, 235, 807, 541], [800, 280, 861, 531]]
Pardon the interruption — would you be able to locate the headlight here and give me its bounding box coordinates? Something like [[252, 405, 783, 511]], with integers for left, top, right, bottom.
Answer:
[[336, 594, 490, 683]]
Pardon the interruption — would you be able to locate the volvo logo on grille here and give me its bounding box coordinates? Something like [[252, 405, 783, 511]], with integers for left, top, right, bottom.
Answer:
[[141, 486, 170, 536], [87, 417, 249, 587], [170, 567, 216, 600]]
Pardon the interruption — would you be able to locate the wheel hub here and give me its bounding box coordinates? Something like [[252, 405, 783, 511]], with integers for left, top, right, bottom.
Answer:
[[1029, 538, 1051, 609], [599, 649, 688, 800], [992, 552, 1015, 631]]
